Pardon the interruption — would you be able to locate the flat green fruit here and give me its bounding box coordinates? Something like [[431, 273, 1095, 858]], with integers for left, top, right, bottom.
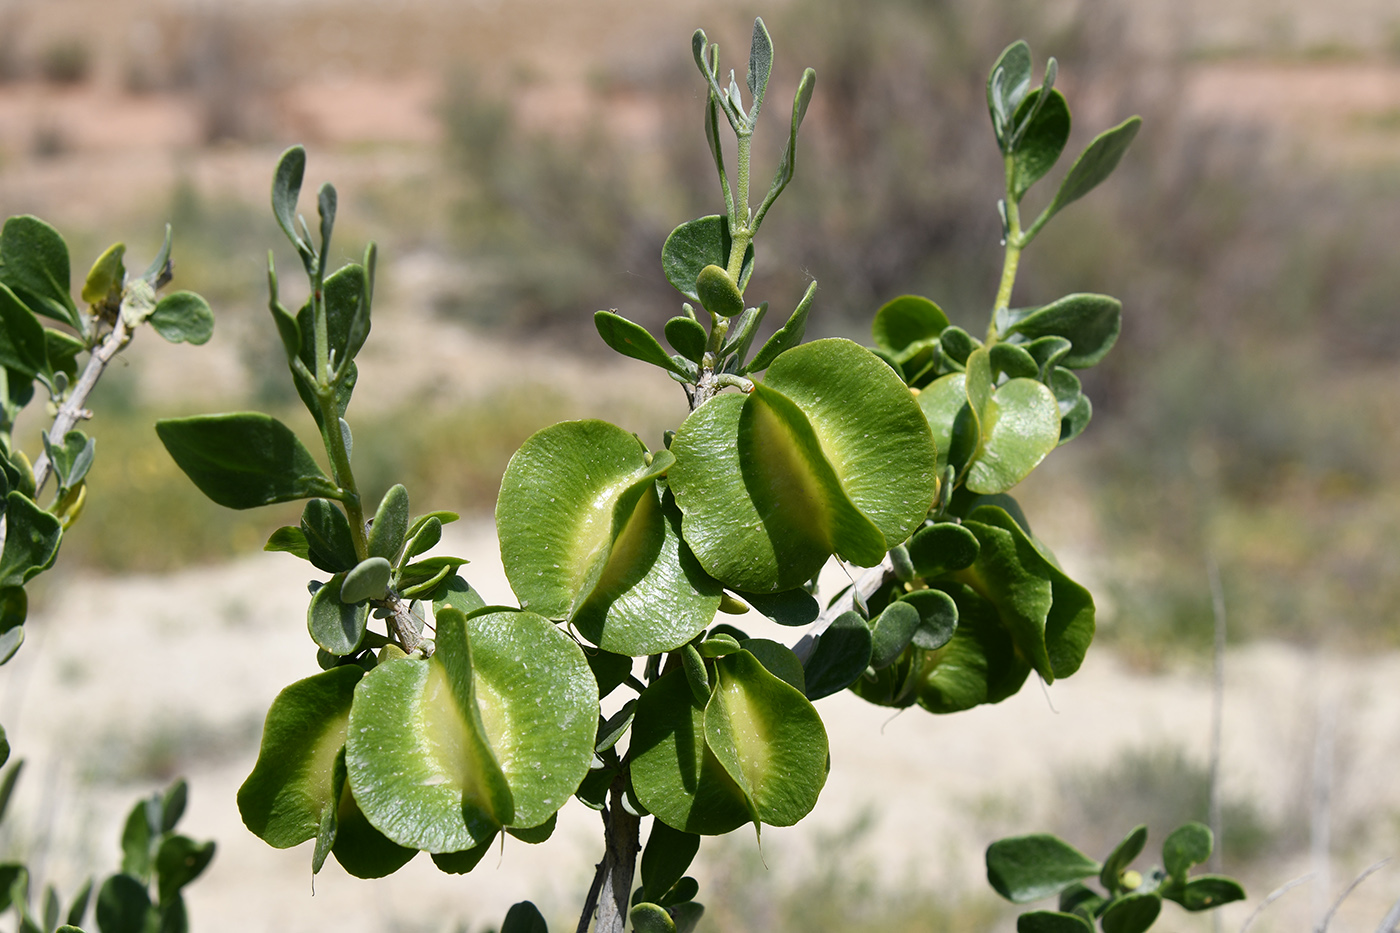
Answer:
[[670, 339, 938, 593], [346, 608, 596, 852], [497, 420, 718, 655], [238, 666, 362, 848], [632, 651, 828, 835]]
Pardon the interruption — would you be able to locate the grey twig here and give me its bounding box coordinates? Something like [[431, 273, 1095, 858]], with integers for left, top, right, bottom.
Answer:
[[1238, 873, 1314, 933], [792, 554, 896, 663], [1317, 859, 1391, 933]]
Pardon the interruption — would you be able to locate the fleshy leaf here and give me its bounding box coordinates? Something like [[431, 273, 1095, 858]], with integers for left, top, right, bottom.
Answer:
[[1016, 911, 1095, 933], [148, 292, 214, 345], [1100, 892, 1162, 933], [341, 557, 391, 603], [1170, 876, 1246, 911], [299, 499, 356, 572], [0, 492, 59, 587], [501, 901, 549, 933], [906, 521, 980, 579], [900, 588, 958, 651], [987, 834, 1101, 903], [987, 41, 1033, 147], [662, 215, 753, 303], [1006, 294, 1121, 369], [1039, 117, 1142, 225], [367, 484, 409, 561], [595, 311, 691, 377], [237, 666, 362, 848], [641, 820, 702, 902], [1162, 822, 1212, 880], [907, 584, 1028, 713], [1100, 825, 1148, 891], [801, 611, 872, 701], [0, 284, 50, 379], [155, 835, 215, 906], [157, 413, 339, 509], [0, 216, 80, 330], [745, 280, 816, 373], [307, 574, 369, 655], [966, 376, 1061, 495], [664, 316, 708, 364], [917, 373, 977, 475], [695, 265, 745, 319], [869, 601, 921, 669], [871, 295, 950, 356], [1010, 89, 1071, 201]]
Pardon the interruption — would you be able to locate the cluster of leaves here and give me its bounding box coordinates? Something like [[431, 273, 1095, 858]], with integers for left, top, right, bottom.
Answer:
[[153, 23, 1203, 933], [0, 212, 215, 931], [0, 748, 213, 933], [987, 823, 1245, 932]]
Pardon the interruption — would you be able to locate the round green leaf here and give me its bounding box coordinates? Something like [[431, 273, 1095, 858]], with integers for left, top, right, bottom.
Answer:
[[900, 588, 958, 650], [155, 835, 215, 905], [238, 666, 363, 848], [641, 820, 702, 903], [148, 291, 214, 345], [738, 638, 805, 693], [341, 557, 391, 604], [1016, 911, 1095, 933], [966, 377, 1061, 495], [662, 215, 753, 302], [906, 521, 980, 579], [664, 315, 708, 364], [0, 216, 78, 330], [911, 584, 1029, 713], [1162, 822, 1212, 880], [871, 295, 949, 356], [1173, 876, 1246, 911], [0, 491, 61, 587], [595, 311, 690, 377], [95, 875, 152, 933], [987, 833, 1101, 903], [300, 499, 357, 572], [1100, 892, 1162, 933], [367, 484, 410, 562], [802, 610, 872, 700], [869, 601, 921, 669], [346, 609, 596, 851], [307, 575, 369, 656]]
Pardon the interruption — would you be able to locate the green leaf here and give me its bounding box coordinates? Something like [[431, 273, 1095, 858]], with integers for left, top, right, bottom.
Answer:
[[965, 505, 1095, 680], [587, 649, 633, 699], [990, 343, 1040, 380], [367, 484, 409, 561], [44, 328, 83, 382], [402, 516, 442, 563], [745, 280, 816, 374], [271, 146, 311, 262], [595, 311, 691, 378], [501, 902, 549, 933], [82, 242, 126, 305], [95, 875, 153, 933], [398, 556, 466, 599], [498, 421, 719, 655], [1010, 89, 1071, 201], [341, 557, 391, 603], [316, 183, 337, 282], [671, 339, 938, 593], [295, 263, 367, 380], [671, 901, 704, 933], [892, 585, 1025, 713], [987, 834, 1101, 903], [299, 499, 356, 572], [664, 316, 708, 364], [1039, 117, 1142, 225], [1052, 369, 1092, 445], [1100, 825, 1148, 891], [161, 779, 187, 833], [154, 836, 214, 906], [0, 284, 51, 379], [0, 216, 79, 330], [1162, 822, 1213, 879], [630, 903, 675, 933], [662, 216, 753, 303], [345, 609, 596, 851], [306, 575, 369, 655], [906, 522, 980, 579], [641, 820, 702, 903], [695, 265, 745, 318], [119, 795, 153, 882], [0, 760, 23, 827], [801, 611, 872, 700], [265, 526, 310, 560], [1017, 912, 1095, 933], [871, 295, 949, 356], [900, 588, 958, 650], [1006, 294, 1121, 369], [753, 68, 816, 232], [148, 292, 213, 345], [238, 666, 362, 848], [0, 725, 7, 767], [66, 877, 92, 927], [721, 303, 768, 361], [157, 413, 339, 510], [0, 492, 61, 587], [45, 429, 93, 491], [869, 601, 921, 669], [746, 17, 773, 119], [1170, 876, 1245, 911], [1100, 892, 1162, 933], [987, 41, 1032, 147]]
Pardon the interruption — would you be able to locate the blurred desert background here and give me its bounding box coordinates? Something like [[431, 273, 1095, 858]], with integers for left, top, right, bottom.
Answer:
[[3, 0, 1400, 929]]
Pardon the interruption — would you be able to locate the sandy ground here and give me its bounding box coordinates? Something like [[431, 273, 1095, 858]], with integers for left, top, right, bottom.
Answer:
[[1, 521, 1398, 932]]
